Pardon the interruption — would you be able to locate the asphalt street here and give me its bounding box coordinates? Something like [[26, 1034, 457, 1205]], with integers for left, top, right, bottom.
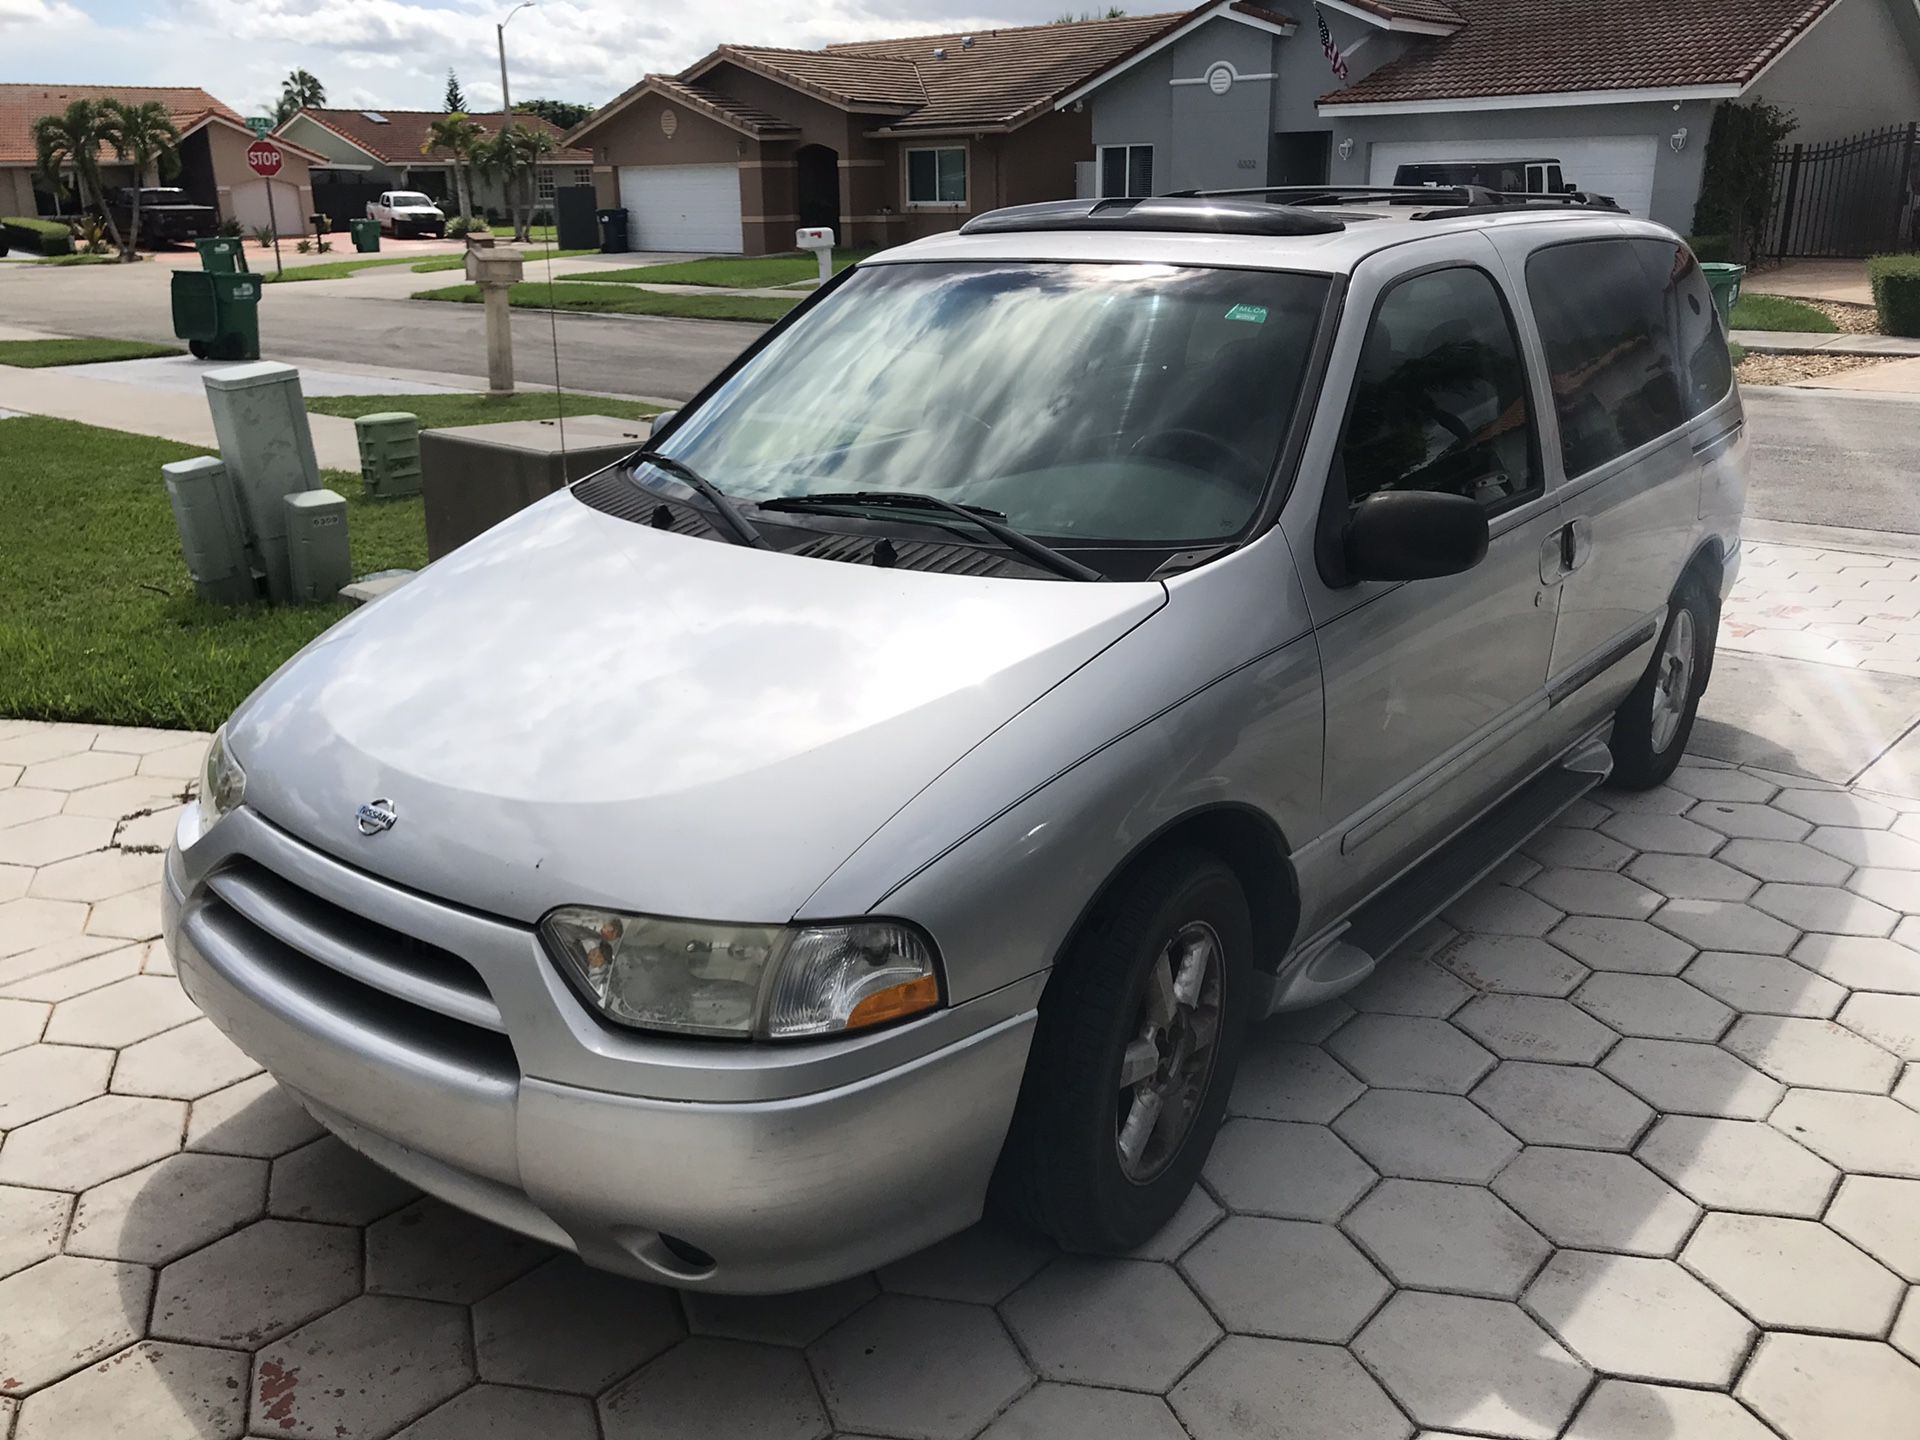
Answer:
[[1739, 385, 1920, 534]]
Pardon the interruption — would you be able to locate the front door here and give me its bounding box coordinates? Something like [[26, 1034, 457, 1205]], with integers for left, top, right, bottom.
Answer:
[[1269, 131, 1332, 187], [1289, 234, 1564, 918]]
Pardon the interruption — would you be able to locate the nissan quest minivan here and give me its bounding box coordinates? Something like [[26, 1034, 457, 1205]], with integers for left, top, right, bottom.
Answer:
[[164, 188, 1746, 1293]]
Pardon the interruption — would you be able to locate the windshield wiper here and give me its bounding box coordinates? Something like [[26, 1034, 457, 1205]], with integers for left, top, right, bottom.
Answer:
[[758, 491, 1101, 581], [628, 451, 771, 550]]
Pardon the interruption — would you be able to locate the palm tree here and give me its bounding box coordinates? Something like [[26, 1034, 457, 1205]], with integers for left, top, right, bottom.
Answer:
[[100, 100, 183, 260], [275, 69, 326, 126], [422, 112, 485, 223], [500, 123, 557, 241], [30, 99, 125, 255]]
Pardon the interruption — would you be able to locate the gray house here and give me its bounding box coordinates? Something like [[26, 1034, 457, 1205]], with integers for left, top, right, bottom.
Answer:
[[1058, 0, 1920, 231]]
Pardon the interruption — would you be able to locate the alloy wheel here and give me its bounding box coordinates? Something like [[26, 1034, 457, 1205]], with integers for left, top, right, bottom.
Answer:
[[1115, 920, 1224, 1183]]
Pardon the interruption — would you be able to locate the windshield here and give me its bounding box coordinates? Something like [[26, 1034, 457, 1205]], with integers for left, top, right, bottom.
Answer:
[[652, 261, 1331, 546], [390, 193, 435, 207]]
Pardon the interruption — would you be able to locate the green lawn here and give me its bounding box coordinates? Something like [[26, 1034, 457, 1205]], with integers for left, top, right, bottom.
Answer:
[[414, 280, 797, 324], [260, 253, 426, 283], [308, 391, 660, 428], [1728, 294, 1839, 333], [408, 246, 595, 274], [0, 417, 427, 730], [577, 249, 874, 289], [0, 338, 184, 368]]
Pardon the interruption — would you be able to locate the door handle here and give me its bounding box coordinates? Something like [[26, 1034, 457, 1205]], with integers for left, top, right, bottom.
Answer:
[[1564, 517, 1594, 572], [1540, 520, 1593, 583]]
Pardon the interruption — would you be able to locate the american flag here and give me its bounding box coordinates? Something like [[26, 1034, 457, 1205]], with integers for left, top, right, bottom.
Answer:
[[1316, 5, 1351, 82]]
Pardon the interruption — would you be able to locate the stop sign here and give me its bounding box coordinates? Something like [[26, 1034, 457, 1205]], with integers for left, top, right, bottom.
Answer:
[[246, 140, 284, 178]]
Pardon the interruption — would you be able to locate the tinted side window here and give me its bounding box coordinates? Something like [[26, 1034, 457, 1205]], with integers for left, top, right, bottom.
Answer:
[[1526, 239, 1687, 476], [1638, 238, 1733, 417], [1339, 266, 1540, 511]]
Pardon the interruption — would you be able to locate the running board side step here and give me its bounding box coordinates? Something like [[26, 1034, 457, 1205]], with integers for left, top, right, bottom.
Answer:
[[1263, 736, 1612, 1015]]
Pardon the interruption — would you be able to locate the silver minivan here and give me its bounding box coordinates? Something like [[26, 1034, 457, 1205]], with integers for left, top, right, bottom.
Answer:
[[164, 189, 1746, 1293]]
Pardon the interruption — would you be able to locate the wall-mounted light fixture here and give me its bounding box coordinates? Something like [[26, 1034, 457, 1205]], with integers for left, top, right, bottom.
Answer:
[[1670, 127, 1689, 153], [1338, 137, 1354, 162]]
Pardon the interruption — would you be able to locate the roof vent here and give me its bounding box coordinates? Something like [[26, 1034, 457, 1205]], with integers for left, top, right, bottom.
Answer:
[[961, 35, 975, 48], [361, 110, 390, 123], [932, 46, 946, 59]]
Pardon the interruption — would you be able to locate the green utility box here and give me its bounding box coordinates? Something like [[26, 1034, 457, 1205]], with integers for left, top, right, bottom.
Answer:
[[195, 236, 247, 273], [171, 270, 262, 361], [355, 411, 423, 498], [1701, 263, 1746, 327], [350, 218, 381, 254]]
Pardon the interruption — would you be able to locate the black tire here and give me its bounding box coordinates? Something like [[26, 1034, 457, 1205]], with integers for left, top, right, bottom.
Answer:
[[187, 340, 207, 359], [994, 847, 1254, 1252], [1610, 568, 1717, 790]]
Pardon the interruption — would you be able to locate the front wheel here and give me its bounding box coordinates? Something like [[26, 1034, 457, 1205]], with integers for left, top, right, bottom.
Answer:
[[1610, 569, 1716, 789], [994, 848, 1253, 1252]]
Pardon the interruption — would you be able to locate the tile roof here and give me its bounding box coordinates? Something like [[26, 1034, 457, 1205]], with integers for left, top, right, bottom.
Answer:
[[0, 84, 242, 166], [1342, 0, 1463, 24], [284, 108, 589, 165], [1322, 0, 1839, 105], [646, 76, 799, 135]]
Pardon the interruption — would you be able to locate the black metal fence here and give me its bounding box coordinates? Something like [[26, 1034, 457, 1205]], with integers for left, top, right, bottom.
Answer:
[[1765, 122, 1917, 258]]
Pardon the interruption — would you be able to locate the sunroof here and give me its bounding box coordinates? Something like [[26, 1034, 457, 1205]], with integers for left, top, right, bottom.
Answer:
[[361, 110, 390, 123]]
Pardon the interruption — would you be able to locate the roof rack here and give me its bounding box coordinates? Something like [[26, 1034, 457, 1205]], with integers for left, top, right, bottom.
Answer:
[[958, 196, 1347, 238], [1168, 185, 1626, 218]]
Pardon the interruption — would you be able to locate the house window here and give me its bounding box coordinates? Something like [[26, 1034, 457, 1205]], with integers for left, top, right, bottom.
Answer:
[[1100, 144, 1154, 198], [906, 147, 967, 206], [572, 167, 592, 187], [536, 167, 557, 202]]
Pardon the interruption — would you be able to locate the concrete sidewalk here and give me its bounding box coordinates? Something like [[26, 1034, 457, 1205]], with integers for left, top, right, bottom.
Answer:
[[1744, 259, 1875, 308], [1732, 331, 1920, 357]]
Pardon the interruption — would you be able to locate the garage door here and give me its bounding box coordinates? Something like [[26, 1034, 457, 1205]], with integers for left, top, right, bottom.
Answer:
[[229, 178, 304, 236], [1368, 136, 1660, 217], [617, 164, 742, 253]]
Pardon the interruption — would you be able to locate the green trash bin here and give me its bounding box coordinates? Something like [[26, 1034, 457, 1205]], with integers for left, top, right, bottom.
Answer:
[[1701, 262, 1745, 328], [171, 270, 262, 361], [350, 218, 381, 254], [194, 235, 248, 273]]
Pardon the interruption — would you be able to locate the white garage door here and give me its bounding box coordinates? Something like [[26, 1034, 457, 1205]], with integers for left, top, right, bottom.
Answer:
[[1368, 136, 1660, 217], [617, 164, 742, 253], [229, 178, 304, 235]]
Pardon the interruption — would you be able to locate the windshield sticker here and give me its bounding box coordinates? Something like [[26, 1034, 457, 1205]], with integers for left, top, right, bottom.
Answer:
[[1225, 304, 1268, 323]]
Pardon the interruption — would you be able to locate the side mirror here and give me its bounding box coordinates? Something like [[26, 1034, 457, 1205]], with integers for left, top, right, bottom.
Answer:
[[648, 409, 678, 438], [1346, 490, 1489, 582]]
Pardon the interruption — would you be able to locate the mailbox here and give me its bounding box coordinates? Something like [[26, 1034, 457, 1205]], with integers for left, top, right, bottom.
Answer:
[[796, 227, 835, 250], [466, 246, 525, 285]]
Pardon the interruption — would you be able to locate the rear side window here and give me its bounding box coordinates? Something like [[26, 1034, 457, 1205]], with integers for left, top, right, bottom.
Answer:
[[1642, 238, 1734, 418], [1526, 238, 1689, 476], [1339, 265, 1541, 511]]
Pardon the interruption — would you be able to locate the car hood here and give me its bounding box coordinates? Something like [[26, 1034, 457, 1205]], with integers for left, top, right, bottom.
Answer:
[[228, 492, 1165, 924], [395, 206, 443, 215]]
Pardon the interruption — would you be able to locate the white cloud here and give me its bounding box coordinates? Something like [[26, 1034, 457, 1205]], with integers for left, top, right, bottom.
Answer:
[[0, 0, 86, 30]]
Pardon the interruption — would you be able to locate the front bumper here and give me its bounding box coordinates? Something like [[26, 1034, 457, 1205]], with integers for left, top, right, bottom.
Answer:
[[164, 807, 1039, 1293]]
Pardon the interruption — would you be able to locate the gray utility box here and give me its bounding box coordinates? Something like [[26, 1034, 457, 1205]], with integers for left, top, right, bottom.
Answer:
[[204, 362, 321, 603], [420, 414, 651, 560], [285, 489, 352, 604], [161, 456, 256, 605]]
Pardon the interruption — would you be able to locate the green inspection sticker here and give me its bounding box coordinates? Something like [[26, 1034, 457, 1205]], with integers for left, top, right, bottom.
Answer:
[[1224, 303, 1268, 323]]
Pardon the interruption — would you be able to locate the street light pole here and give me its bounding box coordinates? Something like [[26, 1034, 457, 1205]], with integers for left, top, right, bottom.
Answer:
[[497, 2, 534, 125]]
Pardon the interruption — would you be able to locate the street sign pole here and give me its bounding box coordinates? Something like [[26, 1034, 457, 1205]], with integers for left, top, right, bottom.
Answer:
[[245, 140, 287, 278], [266, 182, 283, 278]]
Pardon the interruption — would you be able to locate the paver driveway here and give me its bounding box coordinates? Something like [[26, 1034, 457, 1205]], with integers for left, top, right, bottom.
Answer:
[[3, 540, 1920, 1439]]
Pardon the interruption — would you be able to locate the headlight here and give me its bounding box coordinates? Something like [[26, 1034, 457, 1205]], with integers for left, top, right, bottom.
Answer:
[[538, 908, 941, 1040], [200, 726, 246, 824]]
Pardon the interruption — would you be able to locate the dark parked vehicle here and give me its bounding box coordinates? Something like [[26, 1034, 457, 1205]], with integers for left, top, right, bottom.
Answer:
[[108, 188, 218, 244], [1395, 159, 1570, 194]]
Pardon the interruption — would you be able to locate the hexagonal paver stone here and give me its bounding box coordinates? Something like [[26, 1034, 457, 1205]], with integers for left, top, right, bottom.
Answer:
[[1722, 1015, 1901, 1092], [598, 1338, 826, 1440], [1653, 900, 1798, 956], [1599, 812, 1727, 857], [1127, 1185, 1224, 1261], [151, 1217, 360, 1347], [1668, 766, 1777, 804], [12, 1339, 246, 1440], [1472, 1062, 1652, 1150], [1794, 935, 1920, 993], [0, 815, 115, 869], [1523, 825, 1633, 872], [1202, 1118, 1375, 1221], [1827, 1176, 1920, 1281], [1600, 1038, 1784, 1119], [0, 1184, 69, 1280], [1002, 1256, 1218, 1388], [872, 1223, 1052, 1304], [40, 974, 197, 1048], [0, 995, 50, 1051], [0, 1254, 150, 1391], [809, 1294, 1029, 1440], [1229, 1041, 1363, 1123], [1684, 952, 1844, 1018], [1526, 867, 1663, 921], [1491, 1148, 1698, 1257], [475, 1255, 683, 1394], [396, 1385, 598, 1440], [66, 1151, 267, 1264], [0, 1093, 186, 1191], [0, 1042, 112, 1129], [1436, 934, 1589, 996], [0, 788, 63, 836], [1325, 1014, 1495, 1093], [980, 1381, 1188, 1440], [1717, 837, 1852, 885], [1894, 1289, 1920, 1365], [366, 1196, 549, 1303], [1773, 1089, 1920, 1176], [1682, 1212, 1903, 1335], [1548, 917, 1695, 976], [1637, 1115, 1837, 1216], [1563, 1380, 1777, 1440], [1333, 1090, 1520, 1182], [682, 1274, 876, 1347], [1454, 995, 1616, 1065], [20, 749, 138, 793], [25, 847, 154, 906], [1623, 853, 1758, 903], [1809, 825, 1920, 870], [1344, 957, 1474, 1017], [1850, 867, 1920, 913], [1171, 1336, 1411, 1440], [1596, 784, 1692, 817], [1753, 883, 1898, 937], [1443, 880, 1563, 937], [1838, 993, 1920, 1061], [184, 1073, 324, 1157], [253, 1294, 472, 1440], [0, 943, 145, 1003], [268, 1135, 418, 1226], [1181, 1217, 1386, 1341], [1773, 789, 1897, 828], [109, 1018, 259, 1100], [1737, 1334, 1920, 1440], [1355, 1291, 1587, 1440], [1524, 1251, 1752, 1386], [1343, 1179, 1547, 1299], [1572, 974, 1731, 1041], [1266, 999, 1353, 1044], [1689, 801, 1810, 842]]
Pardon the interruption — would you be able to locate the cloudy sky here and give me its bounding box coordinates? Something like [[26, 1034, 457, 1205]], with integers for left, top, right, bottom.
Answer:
[[0, 0, 1104, 116]]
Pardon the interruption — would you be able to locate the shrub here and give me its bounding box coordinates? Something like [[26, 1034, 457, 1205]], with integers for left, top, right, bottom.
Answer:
[[1693, 99, 1796, 265], [216, 218, 242, 237], [295, 238, 313, 254], [250, 226, 275, 247], [447, 215, 490, 238], [1870, 254, 1920, 338], [2, 216, 74, 255], [1687, 234, 1735, 263]]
